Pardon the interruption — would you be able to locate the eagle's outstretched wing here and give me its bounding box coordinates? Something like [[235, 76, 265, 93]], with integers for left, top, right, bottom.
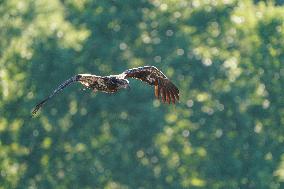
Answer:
[[121, 66, 179, 104], [31, 74, 100, 116]]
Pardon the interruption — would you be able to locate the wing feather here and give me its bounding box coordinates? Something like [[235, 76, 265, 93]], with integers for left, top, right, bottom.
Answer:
[[161, 87, 167, 103], [169, 90, 176, 104], [154, 80, 159, 98], [32, 75, 80, 115], [32, 74, 100, 116], [169, 87, 178, 104], [165, 88, 170, 104], [122, 66, 179, 104]]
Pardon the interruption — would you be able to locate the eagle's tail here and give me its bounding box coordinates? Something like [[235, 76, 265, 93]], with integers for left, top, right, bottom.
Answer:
[[32, 75, 82, 116]]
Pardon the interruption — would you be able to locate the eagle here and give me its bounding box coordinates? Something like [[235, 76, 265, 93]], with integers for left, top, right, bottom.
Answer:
[[32, 66, 179, 115]]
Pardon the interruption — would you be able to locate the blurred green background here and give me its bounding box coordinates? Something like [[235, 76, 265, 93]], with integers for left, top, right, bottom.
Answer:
[[1, 0, 284, 188]]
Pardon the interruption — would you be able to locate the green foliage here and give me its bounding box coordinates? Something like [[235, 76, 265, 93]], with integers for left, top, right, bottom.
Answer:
[[1, 0, 284, 188]]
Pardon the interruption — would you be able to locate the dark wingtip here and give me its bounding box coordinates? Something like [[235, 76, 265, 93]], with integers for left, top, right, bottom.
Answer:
[[154, 79, 180, 105], [31, 105, 41, 117], [31, 99, 48, 117], [169, 83, 179, 102]]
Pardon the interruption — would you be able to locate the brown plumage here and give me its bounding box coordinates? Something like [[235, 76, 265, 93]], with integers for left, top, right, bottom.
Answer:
[[32, 66, 179, 116], [121, 66, 179, 104]]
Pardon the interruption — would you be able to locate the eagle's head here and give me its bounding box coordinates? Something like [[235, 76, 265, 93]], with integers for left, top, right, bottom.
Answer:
[[117, 79, 130, 90]]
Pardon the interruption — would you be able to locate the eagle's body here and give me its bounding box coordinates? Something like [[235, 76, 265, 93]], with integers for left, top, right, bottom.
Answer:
[[78, 74, 129, 93], [32, 66, 179, 115]]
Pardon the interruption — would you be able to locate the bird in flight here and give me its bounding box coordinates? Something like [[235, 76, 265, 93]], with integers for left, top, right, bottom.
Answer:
[[32, 66, 179, 115]]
